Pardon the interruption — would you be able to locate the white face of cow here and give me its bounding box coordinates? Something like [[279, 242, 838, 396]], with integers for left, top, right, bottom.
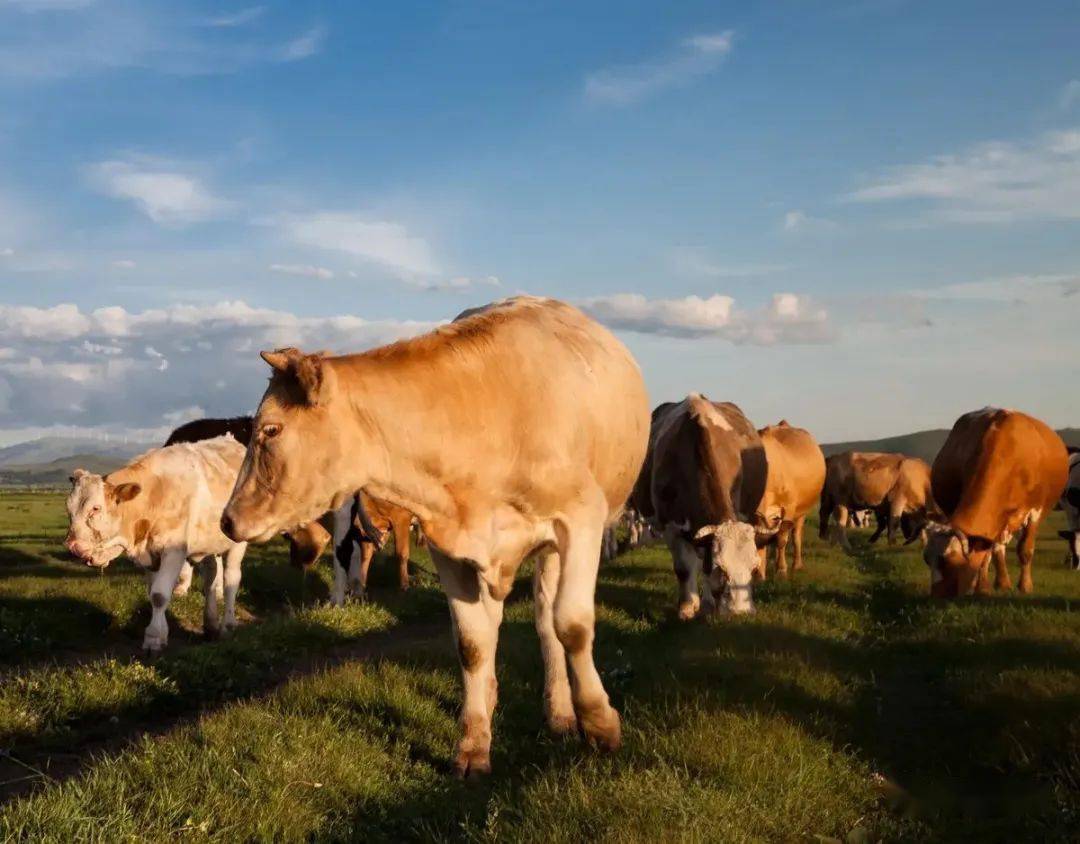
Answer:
[[695, 521, 758, 614], [64, 470, 140, 567]]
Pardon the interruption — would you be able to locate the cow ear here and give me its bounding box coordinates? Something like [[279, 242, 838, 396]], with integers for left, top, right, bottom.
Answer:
[[260, 347, 300, 372], [291, 353, 334, 406], [113, 483, 141, 503], [69, 468, 87, 485]]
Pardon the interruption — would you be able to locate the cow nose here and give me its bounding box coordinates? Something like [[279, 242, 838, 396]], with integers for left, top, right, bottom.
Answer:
[[220, 512, 236, 541]]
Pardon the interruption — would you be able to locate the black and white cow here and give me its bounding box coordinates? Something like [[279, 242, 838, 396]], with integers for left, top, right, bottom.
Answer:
[[1059, 451, 1080, 570]]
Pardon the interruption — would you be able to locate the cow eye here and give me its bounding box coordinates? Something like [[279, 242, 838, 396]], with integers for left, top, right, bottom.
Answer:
[[261, 424, 282, 440]]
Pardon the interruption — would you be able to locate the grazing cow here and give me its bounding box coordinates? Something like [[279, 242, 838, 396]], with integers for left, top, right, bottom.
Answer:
[[166, 416, 333, 571], [65, 436, 247, 652], [754, 421, 826, 578], [1057, 452, 1080, 570], [330, 491, 414, 605], [631, 396, 767, 618], [867, 456, 936, 545], [925, 408, 1068, 597], [819, 451, 920, 549], [220, 296, 650, 776]]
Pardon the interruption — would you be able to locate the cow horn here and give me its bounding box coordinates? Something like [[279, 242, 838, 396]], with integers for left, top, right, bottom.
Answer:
[[694, 525, 720, 541]]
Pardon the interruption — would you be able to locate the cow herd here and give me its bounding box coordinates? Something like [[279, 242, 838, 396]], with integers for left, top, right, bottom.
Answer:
[[56, 295, 1077, 776]]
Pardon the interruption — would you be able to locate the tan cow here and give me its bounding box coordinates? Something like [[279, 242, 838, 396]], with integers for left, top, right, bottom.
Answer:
[[925, 408, 1068, 597], [220, 296, 650, 776], [65, 435, 247, 652], [868, 456, 936, 546], [330, 491, 414, 605], [819, 451, 925, 549], [630, 396, 767, 617], [754, 421, 826, 578]]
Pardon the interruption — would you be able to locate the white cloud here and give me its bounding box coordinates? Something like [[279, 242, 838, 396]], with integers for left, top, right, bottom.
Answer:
[[278, 212, 440, 277], [162, 404, 205, 425], [269, 263, 334, 280], [111, 258, 136, 269], [407, 274, 501, 292], [584, 30, 734, 106], [0, 299, 435, 432], [86, 158, 233, 226], [280, 24, 325, 62], [1060, 80, 1080, 112], [782, 209, 839, 233], [201, 6, 265, 28], [579, 291, 832, 344], [0, 247, 13, 257], [846, 126, 1080, 223]]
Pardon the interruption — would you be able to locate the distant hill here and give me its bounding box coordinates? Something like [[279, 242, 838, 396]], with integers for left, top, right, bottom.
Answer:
[[822, 427, 1080, 464], [0, 436, 151, 468], [0, 453, 133, 487]]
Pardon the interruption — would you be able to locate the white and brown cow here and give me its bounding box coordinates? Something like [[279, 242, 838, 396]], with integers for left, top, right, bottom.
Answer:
[[925, 407, 1068, 597], [754, 421, 826, 578], [65, 435, 248, 652], [631, 396, 767, 617], [1058, 451, 1080, 570], [219, 296, 650, 777]]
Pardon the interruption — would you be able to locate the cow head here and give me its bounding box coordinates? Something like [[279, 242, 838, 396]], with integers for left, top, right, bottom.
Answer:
[[1059, 530, 1080, 570], [64, 468, 140, 567], [694, 521, 757, 614], [922, 524, 987, 597], [222, 348, 359, 543]]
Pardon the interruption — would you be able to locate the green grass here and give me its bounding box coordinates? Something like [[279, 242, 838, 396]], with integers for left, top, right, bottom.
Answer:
[[1, 492, 1079, 841]]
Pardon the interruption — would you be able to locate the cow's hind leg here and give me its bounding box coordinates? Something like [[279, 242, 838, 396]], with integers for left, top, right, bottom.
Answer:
[[330, 501, 354, 607], [144, 548, 186, 654], [222, 543, 246, 633], [534, 547, 576, 735], [554, 512, 621, 752], [433, 547, 503, 777], [792, 516, 807, 572], [353, 540, 375, 598], [201, 555, 223, 639], [666, 525, 702, 620], [992, 543, 1012, 590], [1017, 524, 1036, 594], [834, 505, 852, 551], [392, 514, 411, 590]]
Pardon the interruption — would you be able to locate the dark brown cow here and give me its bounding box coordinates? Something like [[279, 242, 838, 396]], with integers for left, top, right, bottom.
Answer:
[[925, 407, 1068, 597], [632, 395, 767, 616]]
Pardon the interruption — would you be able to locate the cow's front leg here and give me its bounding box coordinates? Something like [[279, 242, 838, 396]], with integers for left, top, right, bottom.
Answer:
[[202, 555, 223, 639], [666, 526, 702, 619], [173, 561, 194, 597], [554, 513, 621, 752], [222, 543, 246, 632], [433, 548, 503, 777], [534, 548, 576, 734], [774, 522, 793, 577], [330, 500, 354, 607], [144, 548, 187, 654]]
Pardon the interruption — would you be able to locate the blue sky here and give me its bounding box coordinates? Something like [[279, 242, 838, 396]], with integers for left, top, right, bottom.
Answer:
[[1, 0, 1078, 445]]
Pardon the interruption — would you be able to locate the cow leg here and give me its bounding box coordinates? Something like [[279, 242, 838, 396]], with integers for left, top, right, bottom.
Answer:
[[992, 543, 1012, 590], [222, 543, 246, 632], [352, 540, 375, 598], [665, 526, 702, 620], [792, 516, 807, 571], [173, 561, 194, 597], [818, 493, 833, 541], [392, 514, 411, 591], [554, 517, 620, 752], [835, 505, 852, 551], [975, 554, 993, 595], [201, 555, 223, 639], [432, 547, 501, 777], [1017, 524, 1036, 594], [868, 506, 887, 544], [755, 543, 768, 581], [330, 501, 355, 607], [887, 499, 906, 546], [774, 522, 793, 578], [143, 548, 186, 653], [533, 548, 576, 734]]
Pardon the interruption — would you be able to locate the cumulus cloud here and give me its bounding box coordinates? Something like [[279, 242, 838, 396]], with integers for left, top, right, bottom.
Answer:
[[579, 291, 832, 344], [277, 212, 440, 278], [269, 263, 334, 280], [86, 158, 233, 226], [0, 300, 434, 433], [584, 30, 734, 106], [846, 126, 1080, 223]]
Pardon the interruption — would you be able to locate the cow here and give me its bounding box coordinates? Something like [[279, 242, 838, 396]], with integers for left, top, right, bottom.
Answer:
[[1057, 451, 1080, 570], [924, 407, 1068, 597], [631, 396, 767, 618], [867, 456, 936, 545], [819, 452, 928, 550], [330, 491, 414, 605], [219, 296, 650, 777], [65, 436, 248, 653], [754, 421, 826, 578]]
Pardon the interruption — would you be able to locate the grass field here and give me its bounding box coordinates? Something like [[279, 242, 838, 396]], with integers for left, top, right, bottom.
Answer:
[[1, 491, 1078, 841]]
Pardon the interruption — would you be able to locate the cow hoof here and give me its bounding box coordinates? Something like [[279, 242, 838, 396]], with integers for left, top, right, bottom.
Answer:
[[452, 747, 492, 779], [677, 595, 700, 621], [546, 710, 579, 737], [141, 638, 166, 657], [580, 706, 621, 753]]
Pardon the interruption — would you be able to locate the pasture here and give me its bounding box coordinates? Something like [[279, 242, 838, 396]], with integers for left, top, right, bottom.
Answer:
[[1, 491, 1078, 841]]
